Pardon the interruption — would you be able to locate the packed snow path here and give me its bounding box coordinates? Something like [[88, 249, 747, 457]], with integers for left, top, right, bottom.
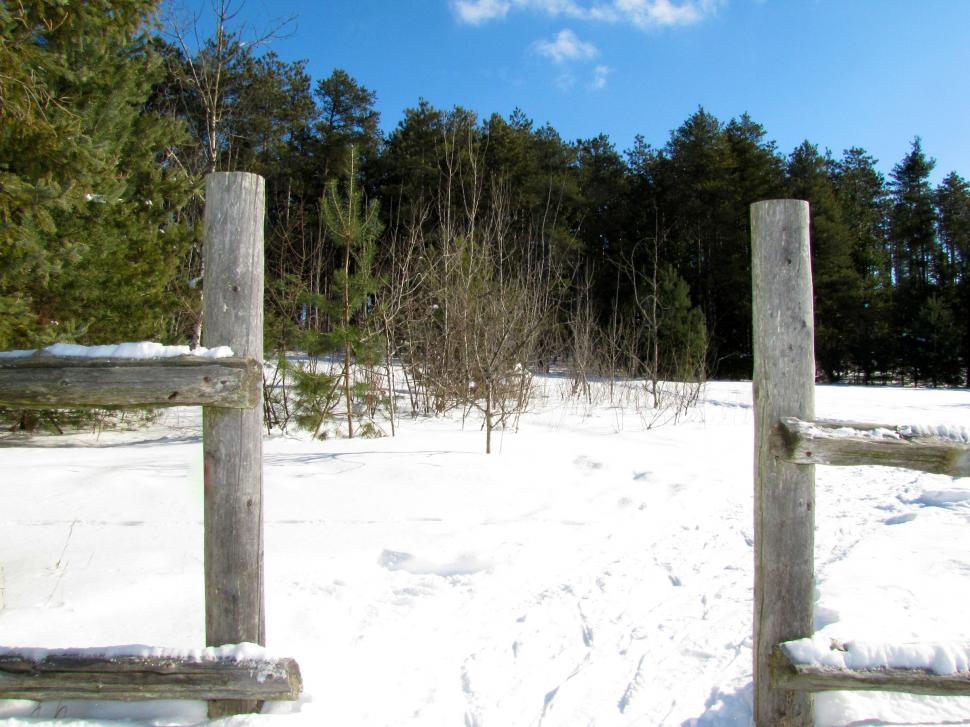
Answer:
[[1, 381, 969, 725]]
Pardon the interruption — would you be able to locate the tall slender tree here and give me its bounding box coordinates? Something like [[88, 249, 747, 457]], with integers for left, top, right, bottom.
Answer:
[[320, 148, 384, 438], [787, 141, 861, 381], [935, 172, 970, 386], [890, 139, 946, 383], [890, 138, 938, 288], [831, 148, 893, 381]]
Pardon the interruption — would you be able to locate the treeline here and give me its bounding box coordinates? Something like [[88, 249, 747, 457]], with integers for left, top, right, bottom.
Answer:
[[2, 1, 968, 394]]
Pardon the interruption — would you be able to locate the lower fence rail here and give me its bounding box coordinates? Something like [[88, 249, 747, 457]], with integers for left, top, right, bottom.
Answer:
[[0, 648, 302, 702]]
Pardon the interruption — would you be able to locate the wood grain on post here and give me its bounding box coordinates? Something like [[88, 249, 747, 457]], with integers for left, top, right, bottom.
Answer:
[[752, 199, 816, 726], [0, 356, 261, 409], [202, 172, 266, 717]]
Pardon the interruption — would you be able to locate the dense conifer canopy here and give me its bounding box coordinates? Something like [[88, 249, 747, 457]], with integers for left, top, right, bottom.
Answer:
[[2, 5, 967, 386]]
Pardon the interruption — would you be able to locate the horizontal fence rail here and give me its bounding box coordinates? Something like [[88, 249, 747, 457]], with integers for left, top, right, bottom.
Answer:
[[772, 642, 970, 697], [0, 355, 261, 410], [774, 417, 970, 478], [0, 651, 302, 702]]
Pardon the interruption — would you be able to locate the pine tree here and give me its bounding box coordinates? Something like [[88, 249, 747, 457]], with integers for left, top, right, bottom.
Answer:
[[831, 148, 892, 382], [656, 264, 707, 382], [786, 141, 862, 381], [890, 138, 937, 288], [935, 172, 970, 386], [314, 69, 381, 184], [0, 1, 193, 350], [889, 139, 951, 384], [647, 109, 785, 377], [319, 148, 384, 438]]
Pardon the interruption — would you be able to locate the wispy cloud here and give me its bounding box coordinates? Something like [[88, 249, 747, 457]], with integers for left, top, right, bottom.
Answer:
[[555, 70, 577, 91], [589, 64, 611, 89], [452, 0, 512, 25], [610, 0, 711, 28], [451, 0, 720, 29], [534, 28, 598, 63], [528, 0, 590, 17]]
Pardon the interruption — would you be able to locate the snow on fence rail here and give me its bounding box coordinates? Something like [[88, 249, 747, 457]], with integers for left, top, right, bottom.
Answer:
[[751, 199, 970, 727], [772, 638, 970, 697], [0, 172, 300, 718], [774, 417, 970, 478]]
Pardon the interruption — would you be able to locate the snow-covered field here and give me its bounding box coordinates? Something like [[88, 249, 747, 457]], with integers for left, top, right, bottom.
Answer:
[[1, 378, 969, 726]]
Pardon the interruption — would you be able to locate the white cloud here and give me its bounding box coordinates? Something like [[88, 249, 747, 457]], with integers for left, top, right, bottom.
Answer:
[[452, 0, 512, 25], [534, 28, 599, 63], [526, 0, 589, 17], [613, 0, 711, 28], [589, 64, 611, 89], [452, 0, 720, 29]]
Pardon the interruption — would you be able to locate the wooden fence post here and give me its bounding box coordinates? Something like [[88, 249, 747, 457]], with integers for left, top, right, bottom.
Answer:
[[202, 172, 265, 718], [752, 199, 816, 726]]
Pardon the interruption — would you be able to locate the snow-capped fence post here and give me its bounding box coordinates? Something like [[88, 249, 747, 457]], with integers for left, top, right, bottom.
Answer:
[[202, 172, 266, 718], [751, 199, 816, 727]]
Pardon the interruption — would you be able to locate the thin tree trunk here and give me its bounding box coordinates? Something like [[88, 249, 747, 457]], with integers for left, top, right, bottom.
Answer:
[[384, 326, 396, 436], [343, 232, 353, 438], [190, 259, 206, 349], [485, 383, 492, 455], [650, 249, 659, 408]]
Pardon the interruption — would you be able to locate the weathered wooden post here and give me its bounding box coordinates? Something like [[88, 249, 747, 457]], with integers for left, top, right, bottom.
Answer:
[[751, 199, 816, 726], [202, 172, 265, 717]]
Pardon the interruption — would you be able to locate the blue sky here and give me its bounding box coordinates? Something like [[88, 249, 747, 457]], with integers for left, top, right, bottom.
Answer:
[[178, 0, 969, 184]]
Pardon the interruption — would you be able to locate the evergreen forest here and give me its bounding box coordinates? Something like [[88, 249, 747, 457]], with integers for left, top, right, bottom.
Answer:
[[2, 0, 968, 432]]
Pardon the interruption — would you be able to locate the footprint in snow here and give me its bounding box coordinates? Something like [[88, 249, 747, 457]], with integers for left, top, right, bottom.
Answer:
[[573, 455, 603, 471], [912, 489, 970, 509], [378, 549, 490, 577], [883, 512, 917, 525]]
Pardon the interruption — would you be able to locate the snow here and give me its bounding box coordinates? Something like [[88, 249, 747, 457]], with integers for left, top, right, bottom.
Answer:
[[828, 424, 901, 439], [784, 635, 970, 675], [0, 378, 969, 726], [0, 341, 234, 360], [797, 419, 970, 443], [901, 423, 970, 444]]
